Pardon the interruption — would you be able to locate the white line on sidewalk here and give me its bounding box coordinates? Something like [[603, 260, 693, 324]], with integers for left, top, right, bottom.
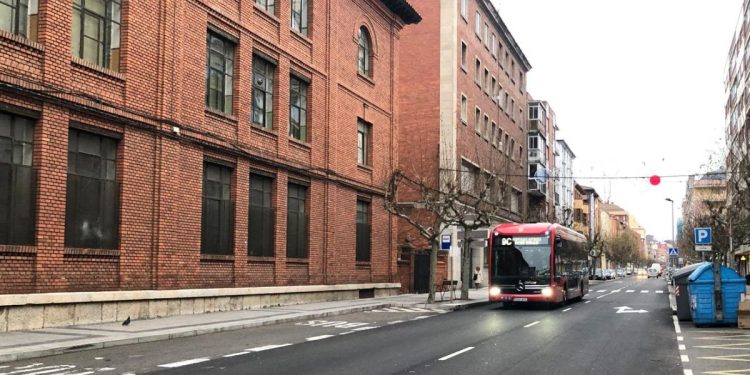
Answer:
[[158, 358, 210, 368], [306, 335, 335, 341], [246, 344, 293, 352], [524, 321, 540, 328], [684, 369, 693, 375], [680, 355, 689, 363], [223, 352, 250, 358], [626, 290, 634, 293], [679, 344, 686, 350], [563, 308, 572, 312], [439, 347, 475, 361]]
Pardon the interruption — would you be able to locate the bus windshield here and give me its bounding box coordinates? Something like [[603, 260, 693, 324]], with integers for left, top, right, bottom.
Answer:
[[492, 235, 551, 283]]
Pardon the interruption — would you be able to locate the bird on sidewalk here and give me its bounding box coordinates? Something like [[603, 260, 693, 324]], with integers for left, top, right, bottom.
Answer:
[[122, 316, 131, 326]]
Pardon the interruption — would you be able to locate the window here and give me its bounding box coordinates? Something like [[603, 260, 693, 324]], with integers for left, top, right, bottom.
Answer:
[[519, 109, 524, 129], [520, 71, 525, 92], [460, 94, 468, 123], [491, 34, 496, 57], [519, 146, 524, 161], [497, 129, 503, 149], [504, 134, 509, 154], [289, 76, 308, 141], [483, 114, 489, 140], [491, 122, 497, 148], [483, 23, 489, 48], [474, 107, 481, 134], [484, 68, 489, 93], [491, 76, 496, 99], [65, 128, 119, 249], [201, 162, 233, 255], [510, 99, 516, 121], [0, 0, 38, 40], [529, 134, 539, 150], [357, 26, 372, 77], [474, 58, 480, 84], [529, 104, 539, 120], [290, 0, 308, 36], [510, 139, 516, 159], [504, 92, 509, 113], [205, 31, 235, 114], [0, 112, 34, 245], [475, 11, 481, 37], [287, 183, 308, 258], [460, 0, 467, 19], [511, 61, 516, 80], [356, 199, 370, 262], [357, 119, 370, 166], [461, 160, 478, 194], [72, 0, 121, 71], [504, 52, 509, 72], [249, 174, 274, 257], [510, 190, 520, 213], [256, 0, 275, 14], [252, 55, 274, 129], [460, 41, 467, 69]]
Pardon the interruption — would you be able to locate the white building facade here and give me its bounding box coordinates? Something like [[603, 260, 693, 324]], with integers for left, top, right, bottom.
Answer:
[[555, 140, 576, 225]]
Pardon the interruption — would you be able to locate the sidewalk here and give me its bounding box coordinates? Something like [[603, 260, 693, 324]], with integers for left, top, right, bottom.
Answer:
[[0, 288, 489, 363]]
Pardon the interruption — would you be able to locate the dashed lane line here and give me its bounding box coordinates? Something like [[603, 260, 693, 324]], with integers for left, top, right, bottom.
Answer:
[[656, 290, 664, 294], [641, 290, 649, 293], [438, 347, 475, 361], [222, 352, 250, 358], [524, 321, 540, 328], [673, 316, 682, 334], [681, 355, 690, 363], [158, 358, 210, 369], [679, 344, 686, 350], [562, 308, 572, 312], [585, 301, 592, 304], [388, 320, 405, 325], [246, 344, 293, 352], [678, 336, 684, 341], [306, 335, 335, 341], [683, 370, 693, 375], [626, 290, 635, 293]]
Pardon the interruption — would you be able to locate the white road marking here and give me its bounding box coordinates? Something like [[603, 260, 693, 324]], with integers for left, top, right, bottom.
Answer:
[[94, 358, 104, 360], [7, 365, 75, 375], [223, 352, 249, 358], [656, 290, 664, 294], [158, 358, 210, 368], [585, 301, 591, 304], [596, 290, 606, 293], [641, 290, 649, 293], [680, 355, 689, 362], [13, 364, 44, 370], [626, 290, 635, 293], [59, 372, 94, 375], [563, 308, 572, 312], [679, 344, 686, 350], [524, 321, 540, 328], [97, 368, 115, 372], [684, 369, 693, 375], [678, 336, 684, 341], [352, 326, 377, 331], [612, 289, 622, 293], [246, 344, 292, 352], [412, 315, 433, 320], [339, 331, 356, 335], [596, 295, 606, 299], [306, 335, 335, 341], [673, 315, 682, 334], [388, 320, 405, 325], [438, 347, 475, 361]]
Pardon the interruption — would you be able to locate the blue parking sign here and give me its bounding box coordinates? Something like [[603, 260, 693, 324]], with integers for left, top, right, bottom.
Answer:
[[694, 228, 712, 245]]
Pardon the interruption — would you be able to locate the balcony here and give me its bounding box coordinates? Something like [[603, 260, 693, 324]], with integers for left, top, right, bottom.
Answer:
[[528, 119, 546, 137], [528, 148, 545, 164], [528, 178, 547, 197]]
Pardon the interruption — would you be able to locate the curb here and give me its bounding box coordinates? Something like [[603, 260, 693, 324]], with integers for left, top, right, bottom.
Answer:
[[0, 299, 488, 364]]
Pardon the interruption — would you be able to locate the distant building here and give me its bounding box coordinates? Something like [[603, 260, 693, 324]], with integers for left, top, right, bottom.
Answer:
[[527, 100, 557, 222], [555, 140, 575, 225]]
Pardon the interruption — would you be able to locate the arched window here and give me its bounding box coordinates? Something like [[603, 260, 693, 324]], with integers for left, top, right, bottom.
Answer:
[[357, 26, 372, 77]]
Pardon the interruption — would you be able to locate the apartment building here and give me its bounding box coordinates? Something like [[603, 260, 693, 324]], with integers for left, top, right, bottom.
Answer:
[[554, 139, 575, 224], [398, 0, 530, 285], [527, 100, 556, 223], [0, 0, 420, 297]]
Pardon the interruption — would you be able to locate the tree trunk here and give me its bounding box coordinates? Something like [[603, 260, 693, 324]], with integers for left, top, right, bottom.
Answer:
[[427, 240, 438, 304], [460, 235, 472, 300]]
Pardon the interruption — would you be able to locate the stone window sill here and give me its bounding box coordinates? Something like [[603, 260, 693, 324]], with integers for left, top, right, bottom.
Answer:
[[205, 108, 238, 124], [71, 56, 125, 83], [200, 254, 235, 262], [0, 30, 44, 53], [64, 247, 120, 257], [0, 244, 36, 257], [357, 72, 375, 86]]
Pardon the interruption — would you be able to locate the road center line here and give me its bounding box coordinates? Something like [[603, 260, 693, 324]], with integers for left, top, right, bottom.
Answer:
[[307, 335, 335, 341], [684, 369, 693, 375], [680, 355, 690, 362], [656, 290, 664, 294], [679, 344, 686, 350], [673, 316, 682, 334], [677, 336, 684, 341], [439, 347, 475, 361], [563, 308, 572, 312], [524, 321, 540, 328], [388, 320, 405, 325], [158, 358, 210, 368], [641, 290, 649, 293], [246, 344, 293, 352], [223, 352, 250, 358], [585, 300, 591, 304], [626, 290, 635, 293]]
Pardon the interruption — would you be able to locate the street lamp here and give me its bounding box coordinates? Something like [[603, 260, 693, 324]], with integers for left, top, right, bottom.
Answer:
[[665, 198, 675, 267]]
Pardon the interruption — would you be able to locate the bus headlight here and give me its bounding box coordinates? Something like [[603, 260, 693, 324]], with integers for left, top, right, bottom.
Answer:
[[542, 287, 553, 297], [490, 286, 501, 297]]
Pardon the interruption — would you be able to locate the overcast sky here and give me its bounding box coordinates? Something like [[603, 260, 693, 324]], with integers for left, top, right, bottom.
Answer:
[[492, 0, 742, 243]]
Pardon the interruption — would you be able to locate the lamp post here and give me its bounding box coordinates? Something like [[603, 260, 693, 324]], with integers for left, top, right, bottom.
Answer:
[[665, 198, 675, 268]]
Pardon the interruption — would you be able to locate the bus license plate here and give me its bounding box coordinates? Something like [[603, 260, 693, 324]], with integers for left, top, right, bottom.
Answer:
[[513, 298, 527, 302]]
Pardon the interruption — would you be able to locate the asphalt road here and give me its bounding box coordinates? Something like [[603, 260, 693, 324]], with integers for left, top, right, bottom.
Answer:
[[1, 277, 681, 375]]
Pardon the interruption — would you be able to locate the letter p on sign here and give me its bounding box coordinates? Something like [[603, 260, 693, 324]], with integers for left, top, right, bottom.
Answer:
[[695, 228, 712, 245]]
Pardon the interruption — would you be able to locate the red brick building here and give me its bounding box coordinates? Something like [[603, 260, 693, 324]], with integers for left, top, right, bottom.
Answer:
[[0, 0, 420, 295], [396, 0, 530, 286]]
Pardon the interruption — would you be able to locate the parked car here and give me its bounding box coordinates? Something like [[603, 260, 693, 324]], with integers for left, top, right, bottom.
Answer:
[[591, 269, 605, 280], [605, 269, 615, 280], [647, 267, 660, 278], [616, 269, 625, 278]]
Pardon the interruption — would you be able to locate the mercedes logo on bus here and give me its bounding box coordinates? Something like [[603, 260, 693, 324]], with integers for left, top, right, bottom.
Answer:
[[515, 281, 525, 292]]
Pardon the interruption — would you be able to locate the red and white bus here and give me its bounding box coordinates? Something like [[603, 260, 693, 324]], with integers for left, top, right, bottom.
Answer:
[[488, 223, 589, 306]]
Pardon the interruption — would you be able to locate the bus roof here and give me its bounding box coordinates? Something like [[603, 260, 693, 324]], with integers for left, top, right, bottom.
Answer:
[[492, 223, 586, 241]]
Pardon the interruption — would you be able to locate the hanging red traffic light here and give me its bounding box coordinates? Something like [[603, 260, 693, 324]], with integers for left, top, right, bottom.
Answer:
[[649, 175, 661, 186]]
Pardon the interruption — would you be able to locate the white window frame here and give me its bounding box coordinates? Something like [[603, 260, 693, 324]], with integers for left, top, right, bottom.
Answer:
[[475, 11, 481, 37], [461, 0, 468, 20], [483, 114, 489, 140], [460, 94, 468, 124], [461, 41, 467, 70], [475, 107, 481, 134]]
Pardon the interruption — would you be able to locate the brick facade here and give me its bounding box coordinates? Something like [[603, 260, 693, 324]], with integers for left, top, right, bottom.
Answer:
[[0, 0, 419, 294]]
